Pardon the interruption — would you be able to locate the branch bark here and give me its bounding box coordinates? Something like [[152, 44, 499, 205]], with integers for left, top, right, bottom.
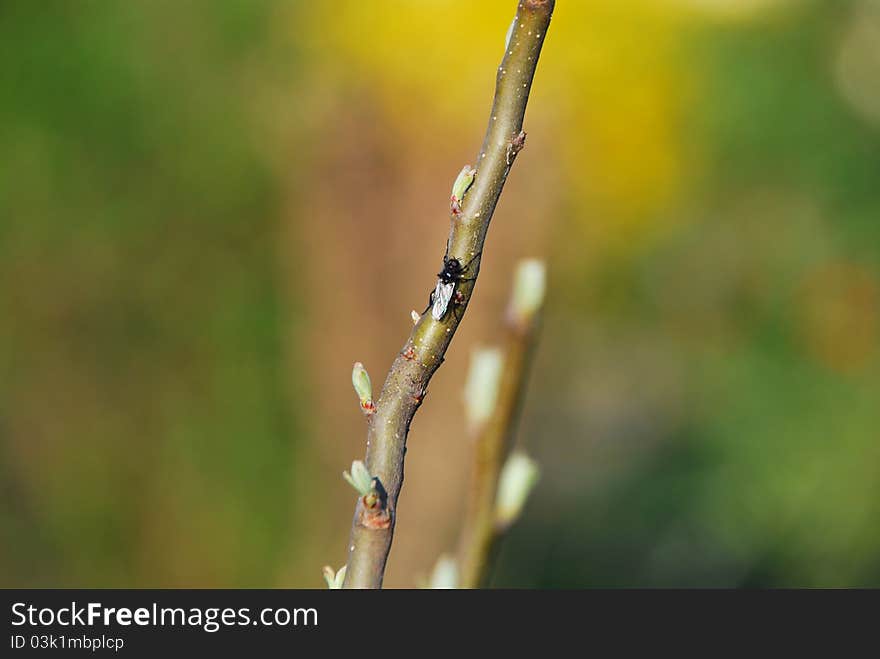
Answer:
[[342, 0, 556, 589]]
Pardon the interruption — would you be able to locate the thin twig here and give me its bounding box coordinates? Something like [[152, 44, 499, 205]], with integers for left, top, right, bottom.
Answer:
[[342, 0, 555, 589], [457, 262, 545, 588]]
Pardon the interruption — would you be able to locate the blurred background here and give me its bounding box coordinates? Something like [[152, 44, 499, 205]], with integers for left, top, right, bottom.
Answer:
[[2, 0, 879, 588]]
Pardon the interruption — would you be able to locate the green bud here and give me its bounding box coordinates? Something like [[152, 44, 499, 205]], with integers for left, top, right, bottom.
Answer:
[[343, 460, 373, 497], [450, 165, 476, 215], [351, 362, 375, 415], [463, 347, 504, 430], [427, 554, 458, 589], [509, 259, 546, 325], [322, 565, 346, 589], [495, 452, 540, 529]]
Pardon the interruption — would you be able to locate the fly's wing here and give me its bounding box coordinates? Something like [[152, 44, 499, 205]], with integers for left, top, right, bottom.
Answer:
[[431, 281, 455, 321]]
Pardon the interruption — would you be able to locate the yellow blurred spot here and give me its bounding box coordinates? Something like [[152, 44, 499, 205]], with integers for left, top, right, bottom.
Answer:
[[297, 0, 698, 246]]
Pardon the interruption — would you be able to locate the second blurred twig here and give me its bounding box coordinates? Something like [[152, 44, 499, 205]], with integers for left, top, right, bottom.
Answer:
[[456, 260, 546, 588]]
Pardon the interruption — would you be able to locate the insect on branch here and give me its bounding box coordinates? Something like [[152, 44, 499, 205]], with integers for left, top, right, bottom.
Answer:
[[341, 0, 555, 589]]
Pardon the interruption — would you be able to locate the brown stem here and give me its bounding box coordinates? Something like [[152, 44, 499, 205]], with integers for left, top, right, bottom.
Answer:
[[342, 0, 555, 589], [457, 271, 545, 588]]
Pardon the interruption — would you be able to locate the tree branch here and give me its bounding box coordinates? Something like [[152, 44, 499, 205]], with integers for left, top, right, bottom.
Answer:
[[342, 0, 555, 589], [457, 261, 546, 588]]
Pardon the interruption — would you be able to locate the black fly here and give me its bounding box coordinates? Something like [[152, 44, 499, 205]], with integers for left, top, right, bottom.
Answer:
[[429, 254, 477, 321]]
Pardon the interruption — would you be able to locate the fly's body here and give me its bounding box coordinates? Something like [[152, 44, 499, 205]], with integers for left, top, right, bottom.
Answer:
[[428, 255, 476, 321]]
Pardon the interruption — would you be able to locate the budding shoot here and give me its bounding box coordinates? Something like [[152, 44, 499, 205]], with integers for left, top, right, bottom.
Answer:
[[351, 362, 376, 416], [450, 165, 476, 216]]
